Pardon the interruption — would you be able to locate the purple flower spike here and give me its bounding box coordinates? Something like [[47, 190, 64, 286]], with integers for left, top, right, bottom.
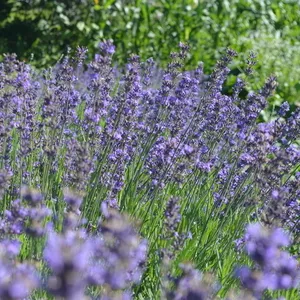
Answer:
[[0, 240, 39, 299], [172, 264, 215, 300], [88, 210, 147, 294], [278, 101, 290, 117], [236, 223, 299, 297], [44, 229, 91, 299], [99, 40, 116, 56]]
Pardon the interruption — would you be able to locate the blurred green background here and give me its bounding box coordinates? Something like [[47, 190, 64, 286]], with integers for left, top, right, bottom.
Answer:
[[1, 0, 299, 111]]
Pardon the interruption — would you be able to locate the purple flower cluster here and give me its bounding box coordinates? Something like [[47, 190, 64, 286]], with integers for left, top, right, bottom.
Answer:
[[171, 263, 217, 300], [44, 229, 91, 299], [44, 209, 147, 299], [236, 224, 299, 298], [0, 187, 51, 236], [0, 239, 38, 299], [89, 209, 147, 292], [0, 190, 147, 299]]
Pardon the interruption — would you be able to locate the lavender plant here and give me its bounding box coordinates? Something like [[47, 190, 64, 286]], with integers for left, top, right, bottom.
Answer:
[[0, 42, 298, 299]]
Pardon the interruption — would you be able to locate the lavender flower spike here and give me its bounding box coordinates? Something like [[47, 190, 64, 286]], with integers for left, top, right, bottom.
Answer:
[[236, 223, 299, 298]]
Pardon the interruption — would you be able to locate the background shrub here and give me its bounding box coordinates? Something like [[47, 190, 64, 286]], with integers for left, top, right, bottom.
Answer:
[[0, 0, 300, 111]]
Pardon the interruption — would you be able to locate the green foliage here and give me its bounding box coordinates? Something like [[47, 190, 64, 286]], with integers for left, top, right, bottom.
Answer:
[[1, 0, 300, 110]]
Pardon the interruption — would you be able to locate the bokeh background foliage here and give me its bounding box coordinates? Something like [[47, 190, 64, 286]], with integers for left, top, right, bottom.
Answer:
[[0, 0, 300, 108]]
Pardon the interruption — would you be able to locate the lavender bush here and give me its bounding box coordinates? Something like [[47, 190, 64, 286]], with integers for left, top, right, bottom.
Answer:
[[0, 42, 299, 299]]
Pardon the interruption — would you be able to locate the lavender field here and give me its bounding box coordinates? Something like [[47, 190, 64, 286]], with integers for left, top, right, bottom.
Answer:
[[0, 41, 299, 299]]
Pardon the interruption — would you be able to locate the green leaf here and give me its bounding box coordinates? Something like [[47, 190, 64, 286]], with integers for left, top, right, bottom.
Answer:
[[76, 21, 85, 31], [59, 13, 70, 25]]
